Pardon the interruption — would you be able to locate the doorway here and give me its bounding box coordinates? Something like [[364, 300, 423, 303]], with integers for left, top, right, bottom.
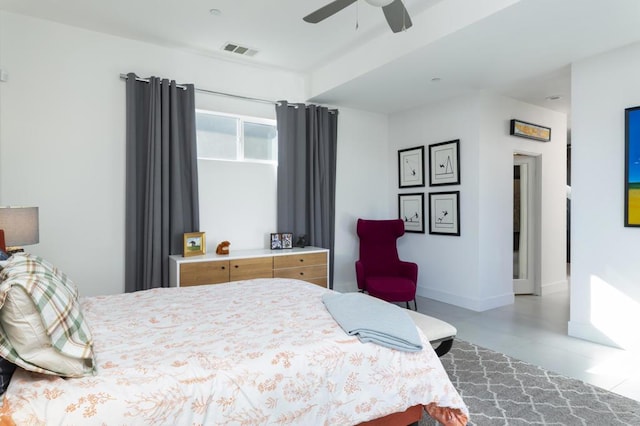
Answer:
[[513, 154, 540, 294]]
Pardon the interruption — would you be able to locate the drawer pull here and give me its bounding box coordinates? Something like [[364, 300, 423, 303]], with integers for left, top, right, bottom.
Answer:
[[299, 272, 304, 276], [299, 259, 304, 263], [221, 266, 226, 270], [234, 265, 239, 268]]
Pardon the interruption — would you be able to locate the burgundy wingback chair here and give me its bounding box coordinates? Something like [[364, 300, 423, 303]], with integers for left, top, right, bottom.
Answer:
[[355, 219, 418, 310]]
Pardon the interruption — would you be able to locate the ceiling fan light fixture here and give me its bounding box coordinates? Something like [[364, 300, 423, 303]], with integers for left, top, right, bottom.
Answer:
[[365, 0, 395, 7]]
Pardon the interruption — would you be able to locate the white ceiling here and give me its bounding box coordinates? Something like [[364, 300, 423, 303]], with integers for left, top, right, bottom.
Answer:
[[2, 0, 640, 119]]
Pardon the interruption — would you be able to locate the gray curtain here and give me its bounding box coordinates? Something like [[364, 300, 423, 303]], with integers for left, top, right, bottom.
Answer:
[[276, 101, 338, 287], [125, 73, 199, 292]]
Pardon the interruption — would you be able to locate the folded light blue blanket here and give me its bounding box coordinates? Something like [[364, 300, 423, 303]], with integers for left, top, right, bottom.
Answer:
[[322, 292, 423, 352]]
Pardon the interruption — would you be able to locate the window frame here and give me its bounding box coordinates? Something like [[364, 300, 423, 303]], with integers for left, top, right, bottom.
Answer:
[[195, 109, 277, 165]]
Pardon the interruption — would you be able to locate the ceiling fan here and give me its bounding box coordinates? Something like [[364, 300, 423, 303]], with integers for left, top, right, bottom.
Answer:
[[304, 0, 412, 33]]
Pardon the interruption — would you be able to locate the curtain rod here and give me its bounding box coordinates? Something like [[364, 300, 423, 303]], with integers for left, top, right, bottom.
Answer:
[[119, 74, 337, 113], [119, 73, 276, 106]]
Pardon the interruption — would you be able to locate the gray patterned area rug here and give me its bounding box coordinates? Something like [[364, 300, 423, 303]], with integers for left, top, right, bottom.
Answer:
[[420, 340, 640, 425]]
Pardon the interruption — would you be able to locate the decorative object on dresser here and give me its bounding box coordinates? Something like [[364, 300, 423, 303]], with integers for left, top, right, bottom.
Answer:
[[295, 234, 307, 248], [169, 247, 330, 288], [183, 232, 205, 257], [215, 240, 230, 255], [0, 207, 39, 254], [281, 232, 293, 249], [398, 145, 425, 188], [270, 233, 282, 250], [270, 232, 293, 249], [429, 139, 460, 186]]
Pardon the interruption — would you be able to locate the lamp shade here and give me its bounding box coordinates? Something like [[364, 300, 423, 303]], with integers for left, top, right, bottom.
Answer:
[[0, 207, 39, 246]]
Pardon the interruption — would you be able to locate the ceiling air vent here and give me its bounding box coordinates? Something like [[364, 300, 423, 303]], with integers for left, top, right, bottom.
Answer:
[[222, 42, 258, 57]]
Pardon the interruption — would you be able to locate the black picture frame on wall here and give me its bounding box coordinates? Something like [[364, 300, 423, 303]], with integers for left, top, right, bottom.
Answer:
[[509, 119, 551, 142], [398, 146, 425, 188], [398, 193, 425, 233], [429, 191, 460, 236], [429, 139, 460, 186]]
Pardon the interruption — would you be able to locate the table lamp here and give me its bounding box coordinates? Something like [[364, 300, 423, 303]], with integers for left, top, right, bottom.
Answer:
[[0, 206, 39, 254]]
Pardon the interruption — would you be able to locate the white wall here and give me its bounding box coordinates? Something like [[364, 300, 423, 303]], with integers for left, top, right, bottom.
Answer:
[[195, 89, 281, 252], [570, 42, 640, 349], [479, 93, 568, 298], [0, 12, 305, 296], [332, 107, 391, 293], [389, 96, 483, 307], [388, 92, 566, 311], [0, 11, 389, 297]]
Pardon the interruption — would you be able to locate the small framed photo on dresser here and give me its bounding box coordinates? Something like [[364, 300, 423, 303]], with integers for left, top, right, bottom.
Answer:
[[281, 233, 293, 249], [183, 232, 206, 257], [270, 233, 282, 250]]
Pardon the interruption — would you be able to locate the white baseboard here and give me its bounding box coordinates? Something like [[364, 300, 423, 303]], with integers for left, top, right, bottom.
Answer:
[[417, 286, 514, 312]]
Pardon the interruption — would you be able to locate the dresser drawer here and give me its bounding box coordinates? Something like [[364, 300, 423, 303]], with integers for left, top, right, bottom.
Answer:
[[273, 264, 327, 281], [305, 277, 328, 288], [180, 260, 230, 286], [273, 252, 326, 269], [230, 257, 273, 281]]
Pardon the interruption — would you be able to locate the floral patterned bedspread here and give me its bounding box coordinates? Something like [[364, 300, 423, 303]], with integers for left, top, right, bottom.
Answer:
[[2, 278, 468, 425]]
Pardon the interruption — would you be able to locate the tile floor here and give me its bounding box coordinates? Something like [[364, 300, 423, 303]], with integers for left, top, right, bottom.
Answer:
[[417, 284, 640, 402]]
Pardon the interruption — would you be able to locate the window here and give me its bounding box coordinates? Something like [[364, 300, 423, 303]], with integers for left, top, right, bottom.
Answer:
[[196, 110, 277, 163]]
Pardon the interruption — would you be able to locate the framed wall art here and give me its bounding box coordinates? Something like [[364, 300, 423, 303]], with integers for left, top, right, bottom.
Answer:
[[429, 139, 460, 186], [398, 193, 425, 233], [429, 191, 460, 236], [183, 232, 206, 257], [509, 119, 551, 142], [398, 145, 425, 188], [625, 106, 640, 227]]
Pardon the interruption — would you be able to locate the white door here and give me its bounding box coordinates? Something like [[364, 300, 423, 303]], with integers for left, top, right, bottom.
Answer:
[[513, 155, 538, 294]]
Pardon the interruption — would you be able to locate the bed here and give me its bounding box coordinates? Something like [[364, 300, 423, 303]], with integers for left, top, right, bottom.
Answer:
[[0, 254, 468, 425]]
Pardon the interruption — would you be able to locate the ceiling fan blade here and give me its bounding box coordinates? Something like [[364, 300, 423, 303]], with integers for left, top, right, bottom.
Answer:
[[303, 0, 358, 23], [382, 0, 413, 33]]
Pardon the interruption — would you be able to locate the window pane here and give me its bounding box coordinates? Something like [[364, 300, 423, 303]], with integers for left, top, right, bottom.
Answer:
[[196, 112, 238, 160], [244, 122, 277, 161]]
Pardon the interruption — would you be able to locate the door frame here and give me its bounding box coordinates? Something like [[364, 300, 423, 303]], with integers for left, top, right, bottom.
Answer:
[[513, 153, 542, 295]]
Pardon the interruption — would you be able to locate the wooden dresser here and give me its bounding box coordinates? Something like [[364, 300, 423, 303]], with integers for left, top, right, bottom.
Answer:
[[169, 247, 329, 288]]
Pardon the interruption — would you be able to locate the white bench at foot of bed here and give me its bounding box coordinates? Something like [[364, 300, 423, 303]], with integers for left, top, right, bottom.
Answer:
[[406, 310, 457, 357]]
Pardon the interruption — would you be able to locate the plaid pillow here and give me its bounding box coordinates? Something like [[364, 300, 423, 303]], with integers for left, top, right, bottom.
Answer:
[[0, 254, 94, 376], [0, 253, 77, 299]]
